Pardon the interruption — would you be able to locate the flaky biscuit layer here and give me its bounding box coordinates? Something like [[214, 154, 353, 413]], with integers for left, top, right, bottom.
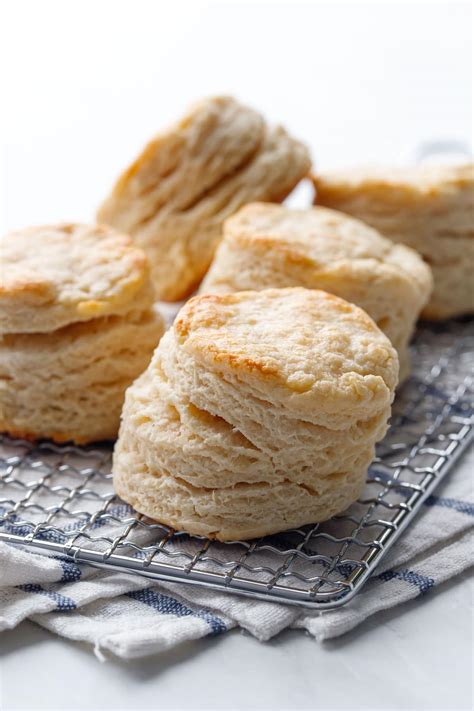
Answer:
[[0, 310, 165, 444], [97, 96, 311, 301]]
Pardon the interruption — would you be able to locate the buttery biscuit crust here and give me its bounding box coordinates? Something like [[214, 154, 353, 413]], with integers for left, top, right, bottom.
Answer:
[[0, 223, 154, 333]]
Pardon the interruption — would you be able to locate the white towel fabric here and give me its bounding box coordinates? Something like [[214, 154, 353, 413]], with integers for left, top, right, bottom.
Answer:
[[0, 449, 472, 660]]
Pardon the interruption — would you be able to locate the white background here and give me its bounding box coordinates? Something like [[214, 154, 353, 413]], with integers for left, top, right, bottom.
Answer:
[[0, 0, 472, 234], [0, 1, 472, 710]]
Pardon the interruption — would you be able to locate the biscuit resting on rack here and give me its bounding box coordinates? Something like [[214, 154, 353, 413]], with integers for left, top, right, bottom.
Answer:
[[312, 163, 474, 319], [113, 288, 398, 541], [0, 223, 165, 444]]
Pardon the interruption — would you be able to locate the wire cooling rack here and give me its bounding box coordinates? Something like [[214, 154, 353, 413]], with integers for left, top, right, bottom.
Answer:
[[0, 319, 472, 609]]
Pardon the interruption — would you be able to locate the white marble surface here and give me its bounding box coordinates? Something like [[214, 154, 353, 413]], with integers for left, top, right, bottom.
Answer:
[[0, 2, 472, 709], [0, 571, 473, 710]]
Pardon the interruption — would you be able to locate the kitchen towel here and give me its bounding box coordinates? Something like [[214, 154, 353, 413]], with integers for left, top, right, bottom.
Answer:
[[0, 448, 472, 660]]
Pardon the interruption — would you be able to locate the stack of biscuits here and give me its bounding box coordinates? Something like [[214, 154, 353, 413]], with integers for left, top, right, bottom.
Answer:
[[113, 289, 398, 540], [2, 94, 472, 540]]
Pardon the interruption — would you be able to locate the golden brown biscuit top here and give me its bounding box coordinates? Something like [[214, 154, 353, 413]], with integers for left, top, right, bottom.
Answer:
[[0, 223, 152, 333], [174, 288, 398, 410], [225, 203, 402, 265], [313, 163, 474, 202]]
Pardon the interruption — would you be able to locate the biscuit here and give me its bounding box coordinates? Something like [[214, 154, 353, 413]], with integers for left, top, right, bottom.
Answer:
[[0, 223, 165, 444], [113, 288, 398, 540], [312, 164, 474, 318], [0, 223, 154, 334], [97, 96, 311, 301], [200, 203, 433, 381], [0, 310, 164, 444]]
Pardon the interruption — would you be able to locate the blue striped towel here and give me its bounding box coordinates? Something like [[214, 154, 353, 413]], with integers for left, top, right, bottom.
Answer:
[[0, 448, 472, 660]]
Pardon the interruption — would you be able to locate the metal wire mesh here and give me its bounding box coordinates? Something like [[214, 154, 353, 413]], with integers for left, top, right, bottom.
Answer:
[[1, 319, 472, 609]]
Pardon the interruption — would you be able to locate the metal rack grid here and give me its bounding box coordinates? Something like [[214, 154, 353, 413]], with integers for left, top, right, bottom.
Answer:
[[1, 319, 472, 609]]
